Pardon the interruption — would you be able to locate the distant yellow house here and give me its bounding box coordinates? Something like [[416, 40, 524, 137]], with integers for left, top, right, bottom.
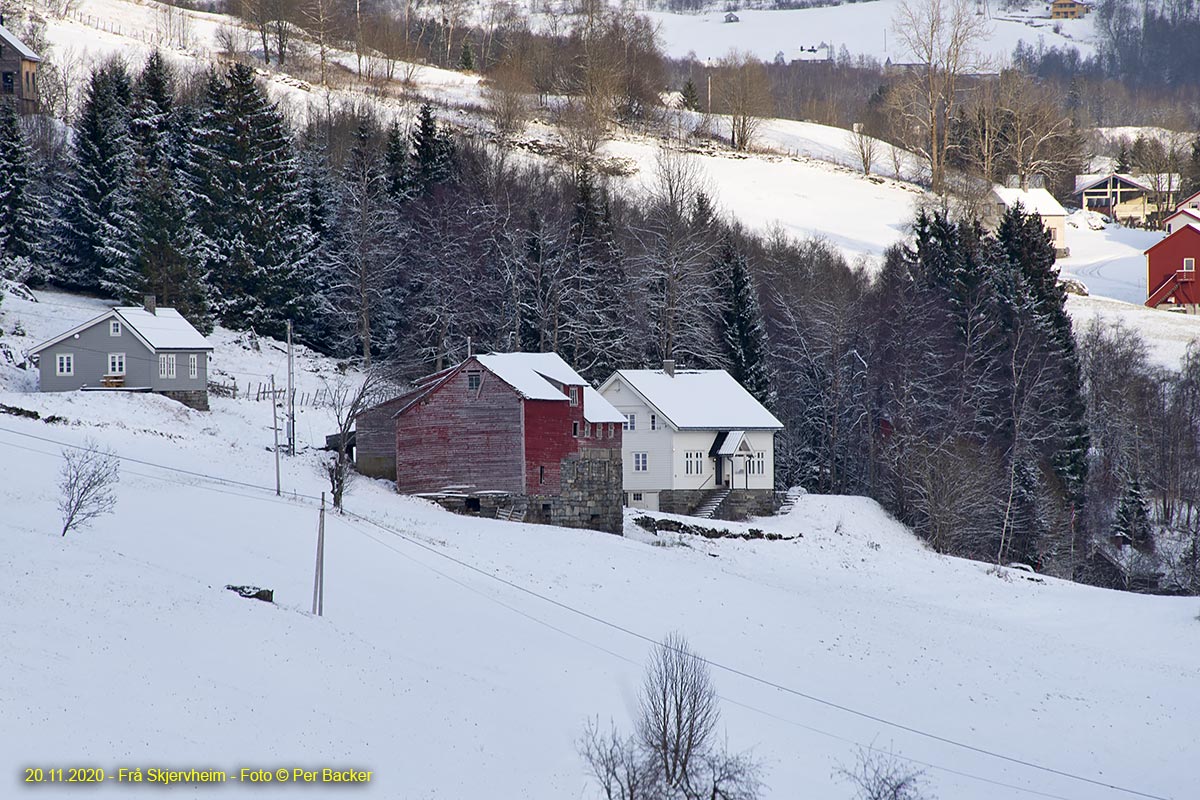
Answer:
[[1073, 173, 1181, 227], [1050, 0, 1089, 19]]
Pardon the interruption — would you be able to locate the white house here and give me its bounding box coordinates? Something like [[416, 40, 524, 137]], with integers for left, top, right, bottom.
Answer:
[[988, 185, 1069, 258], [598, 361, 783, 519]]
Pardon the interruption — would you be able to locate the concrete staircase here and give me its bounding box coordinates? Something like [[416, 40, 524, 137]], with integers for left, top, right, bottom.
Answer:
[[775, 487, 804, 516], [693, 488, 731, 519]]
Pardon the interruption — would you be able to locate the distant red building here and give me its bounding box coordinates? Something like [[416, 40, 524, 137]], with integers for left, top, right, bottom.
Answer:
[[1146, 224, 1200, 311], [355, 353, 626, 533]]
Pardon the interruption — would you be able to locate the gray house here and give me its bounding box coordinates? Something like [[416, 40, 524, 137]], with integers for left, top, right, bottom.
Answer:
[[30, 297, 213, 410]]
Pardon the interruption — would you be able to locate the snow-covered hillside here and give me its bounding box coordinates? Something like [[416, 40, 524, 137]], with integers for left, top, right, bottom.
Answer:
[[1, 289, 1196, 800], [639, 1, 1096, 64]]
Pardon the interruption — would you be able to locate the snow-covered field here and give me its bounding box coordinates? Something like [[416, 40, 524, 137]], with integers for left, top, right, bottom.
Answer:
[[2, 289, 1197, 800], [639, 1, 1096, 64]]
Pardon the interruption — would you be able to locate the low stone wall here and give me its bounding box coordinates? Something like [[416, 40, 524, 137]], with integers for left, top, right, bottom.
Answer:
[[160, 389, 209, 411], [714, 489, 781, 521]]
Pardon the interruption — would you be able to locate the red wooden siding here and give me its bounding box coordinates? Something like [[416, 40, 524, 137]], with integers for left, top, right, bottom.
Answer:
[[394, 363, 526, 494], [1146, 226, 1200, 308]]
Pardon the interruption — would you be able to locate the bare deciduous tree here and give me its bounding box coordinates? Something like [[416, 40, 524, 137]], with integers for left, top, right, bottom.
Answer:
[[579, 632, 762, 800], [890, 0, 989, 193], [58, 440, 120, 537], [323, 371, 388, 510], [835, 745, 933, 800], [849, 122, 879, 176], [483, 61, 533, 138], [713, 51, 772, 152]]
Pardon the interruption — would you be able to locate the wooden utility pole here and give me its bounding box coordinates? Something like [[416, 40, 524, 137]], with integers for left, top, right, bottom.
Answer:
[[271, 374, 281, 496], [286, 320, 295, 457], [312, 493, 326, 616]]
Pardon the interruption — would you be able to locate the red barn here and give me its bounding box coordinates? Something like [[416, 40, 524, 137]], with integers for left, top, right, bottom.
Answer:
[[355, 353, 626, 534], [1145, 223, 1200, 312]]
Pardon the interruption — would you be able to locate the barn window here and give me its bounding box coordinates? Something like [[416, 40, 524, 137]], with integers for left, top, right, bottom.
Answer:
[[569, 386, 579, 406], [624, 413, 636, 431], [467, 371, 481, 391], [539, 465, 545, 484], [572, 421, 579, 437]]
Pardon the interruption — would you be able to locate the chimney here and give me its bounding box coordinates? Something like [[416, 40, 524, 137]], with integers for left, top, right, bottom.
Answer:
[[663, 359, 675, 377], [144, 295, 157, 315]]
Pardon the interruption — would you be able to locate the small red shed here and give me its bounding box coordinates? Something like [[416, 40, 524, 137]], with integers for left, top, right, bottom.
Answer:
[[356, 353, 626, 533], [1145, 223, 1200, 312]]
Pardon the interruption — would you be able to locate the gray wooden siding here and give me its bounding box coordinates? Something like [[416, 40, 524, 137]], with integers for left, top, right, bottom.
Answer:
[[37, 318, 207, 392]]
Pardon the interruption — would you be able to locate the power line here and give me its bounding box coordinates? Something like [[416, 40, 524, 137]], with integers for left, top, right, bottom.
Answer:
[[0, 425, 1173, 800]]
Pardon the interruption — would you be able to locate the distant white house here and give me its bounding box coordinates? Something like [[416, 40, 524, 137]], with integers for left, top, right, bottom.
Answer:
[[598, 361, 783, 519], [987, 185, 1069, 258]]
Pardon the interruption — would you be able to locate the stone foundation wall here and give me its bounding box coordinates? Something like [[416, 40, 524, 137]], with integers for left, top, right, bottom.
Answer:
[[714, 489, 782, 521], [527, 446, 623, 534], [658, 489, 709, 516], [160, 389, 209, 411]]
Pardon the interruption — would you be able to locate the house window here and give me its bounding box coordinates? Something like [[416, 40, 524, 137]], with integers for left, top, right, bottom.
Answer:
[[607, 423, 613, 438], [633, 452, 648, 472], [1, 72, 13, 95], [1185, 258, 1195, 272], [56, 353, 74, 376], [585, 423, 592, 438], [632, 492, 643, 502], [685, 451, 705, 475], [159, 354, 176, 379], [188, 354, 198, 379], [650, 413, 657, 430], [748, 451, 766, 475], [624, 413, 636, 431], [572, 421, 579, 437], [107, 353, 126, 376], [569, 386, 579, 406], [467, 371, 481, 391], [109, 320, 121, 336]]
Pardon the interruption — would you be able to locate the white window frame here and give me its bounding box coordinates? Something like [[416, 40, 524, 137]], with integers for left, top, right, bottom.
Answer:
[[188, 354, 198, 380], [624, 413, 636, 431], [1185, 258, 1196, 272], [633, 452, 648, 472], [107, 353, 126, 376], [109, 320, 121, 337], [685, 451, 705, 475], [159, 353, 176, 379], [569, 386, 579, 406], [748, 451, 766, 476], [650, 413, 657, 430], [56, 353, 74, 376], [632, 492, 643, 502], [467, 371, 481, 391]]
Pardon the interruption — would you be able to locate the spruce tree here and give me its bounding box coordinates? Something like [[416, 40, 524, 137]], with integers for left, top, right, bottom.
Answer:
[[383, 121, 410, 200], [680, 79, 701, 111], [56, 61, 137, 295], [128, 52, 210, 329], [1114, 475, 1153, 550], [458, 41, 475, 72], [410, 103, 454, 194], [0, 99, 43, 270], [714, 236, 771, 405]]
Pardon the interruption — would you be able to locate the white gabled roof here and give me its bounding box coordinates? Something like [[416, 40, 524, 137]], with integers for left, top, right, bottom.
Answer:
[[113, 307, 212, 350], [992, 186, 1066, 218], [604, 369, 783, 430], [475, 352, 624, 424], [0, 23, 41, 62], [30, 306, 212, 355]]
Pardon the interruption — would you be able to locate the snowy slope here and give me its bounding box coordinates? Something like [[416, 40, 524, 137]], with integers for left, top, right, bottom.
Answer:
[[639, 1, 1096, 64], [2, 291, 1198, 800]]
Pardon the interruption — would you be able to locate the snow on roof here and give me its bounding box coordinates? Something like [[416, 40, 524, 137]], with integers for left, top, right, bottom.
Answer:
[[474, 352, 624, 423], [609, 369, 783, 430], [583, 386, 624, 424], [0, 23, 42, 62], [1164, 207, 1200, 223], [992, 186, 1065, 217], [114, 307, 212, 350], [715, 430, 749, 456], [1073, 172, 1181, 194]]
